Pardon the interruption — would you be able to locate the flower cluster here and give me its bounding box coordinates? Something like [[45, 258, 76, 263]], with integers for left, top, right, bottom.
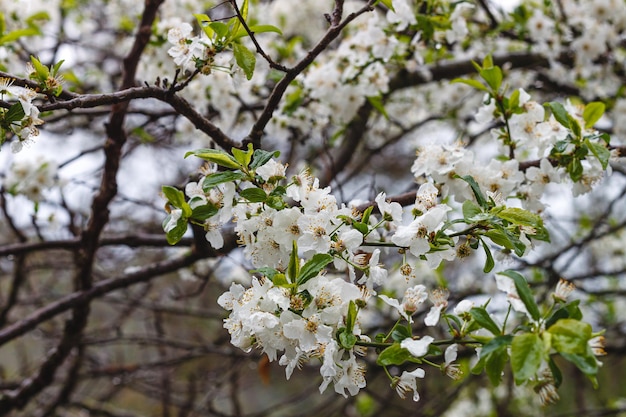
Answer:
[[0, 77, 44, 153], [163, 81, 608, 397]]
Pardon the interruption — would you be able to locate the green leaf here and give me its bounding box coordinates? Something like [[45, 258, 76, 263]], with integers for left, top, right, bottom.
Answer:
[[451, 77, 490, 93], [250, 148, 280, 169], [346, 300, 357, 332], [252, 266, 280, 280], [482, 239, 495, 273], [202, 171, 246, 191], [0, 27, 41, 45], [471, 336, 511, 386], [481, 335, 514, 357], [30, 55, 50, 79], [231, 143, 254, 168], [546, 102, 570, 128], [479, 66, 503, 92], [185, 148, 241, 169], [582, 102, 605, 129], [162, 185, 186, 208], [248, 24, 282, 35], [376, 0, 395, 12], [456, 175, 488, 208], [361, 205, 374, 226], [547, 318, 591, 355], [508, 88, 520, 110], [390, 323, 412, 342], [296, 253, 334, 286], [191, 203, 218, 221], [511, 333, 545, 385], [545, 300, 582, 328], [234, 23, 283, 40], [484, 227, 526, 257], [585, 139, 611, 169], [164, 214, 188, 245], [287, 240, 299, 284], [377, 343, 416, 366], [486, 347, 509, 386], [352, 221, 369, 235], [239, 187, 267, 202], [367, 95, 389, 120], [4, 102, 25, 123], [469, 306, 501, 336], [337, 327, 358, 350], [462, 200, 483, 221], [496, 207, 543, 228], [194, 14, 214, 38], [568, 158, 584, 182], [548, 356, 563, 388], [498, 270, 541, 321], [561, 351, 599, 380], [208, 21, 229, 39], [233, 42, 256, 80]]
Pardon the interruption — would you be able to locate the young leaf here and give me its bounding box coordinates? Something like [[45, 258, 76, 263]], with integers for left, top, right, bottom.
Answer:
[[191, 204, 218, 221], [462, 199, 483, 221], [377, 343, 416, 366], [585, 139, 611, 169], [469, 306, 501, 336], [194, 13, 214, 38], [582, 102, 605, 129], [481, 239, 495, 273], [185, 148, 241, 169], [4, 102, 25, 123], [511, 333, 544, 385], [338, 328, 358, 350], [496, 207, 543, 229], [545, 102, 570, 128], [451, 77, 490, 93], [250, 149, 281, 169], [239, 187, 267, 203], [561, 351, 599, 380], [162, 185, 186, 208], [287, 240, 299, 284], [367, 95, 389, 120], [455, 175, 488, 208], [231, 143, 254, 168], [376, 0, 395, 12], [163, 215, 188, 245], [547, 319, 591, 355], [247, 24, 283, 35], [202, 171, 246, 191], [296, 253, 334, 286], [498, 270, 541, 321], [233, 42, 256, 80], [479, 66, 503, 92]]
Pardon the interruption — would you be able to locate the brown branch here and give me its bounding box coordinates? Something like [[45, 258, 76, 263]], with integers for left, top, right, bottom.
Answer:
[[0, 251, 202, 348], [39, 85, 238, 150], [0, 233, 195, 257], [0, 1, 165, 412]]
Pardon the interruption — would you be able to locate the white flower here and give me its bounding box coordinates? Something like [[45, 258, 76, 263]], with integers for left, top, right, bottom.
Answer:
[[401, 335, 434, 357], [391, 205, 450, 258], [379, 284, 428, 322], [395, 368, 425, 401], [256, 159, 286, 182], [453, 299, 475, 316], [442, 344, 462, 380], [553, 278, 576, 303], [375, 192, 403, 226], [425, 288, 449, 326]]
